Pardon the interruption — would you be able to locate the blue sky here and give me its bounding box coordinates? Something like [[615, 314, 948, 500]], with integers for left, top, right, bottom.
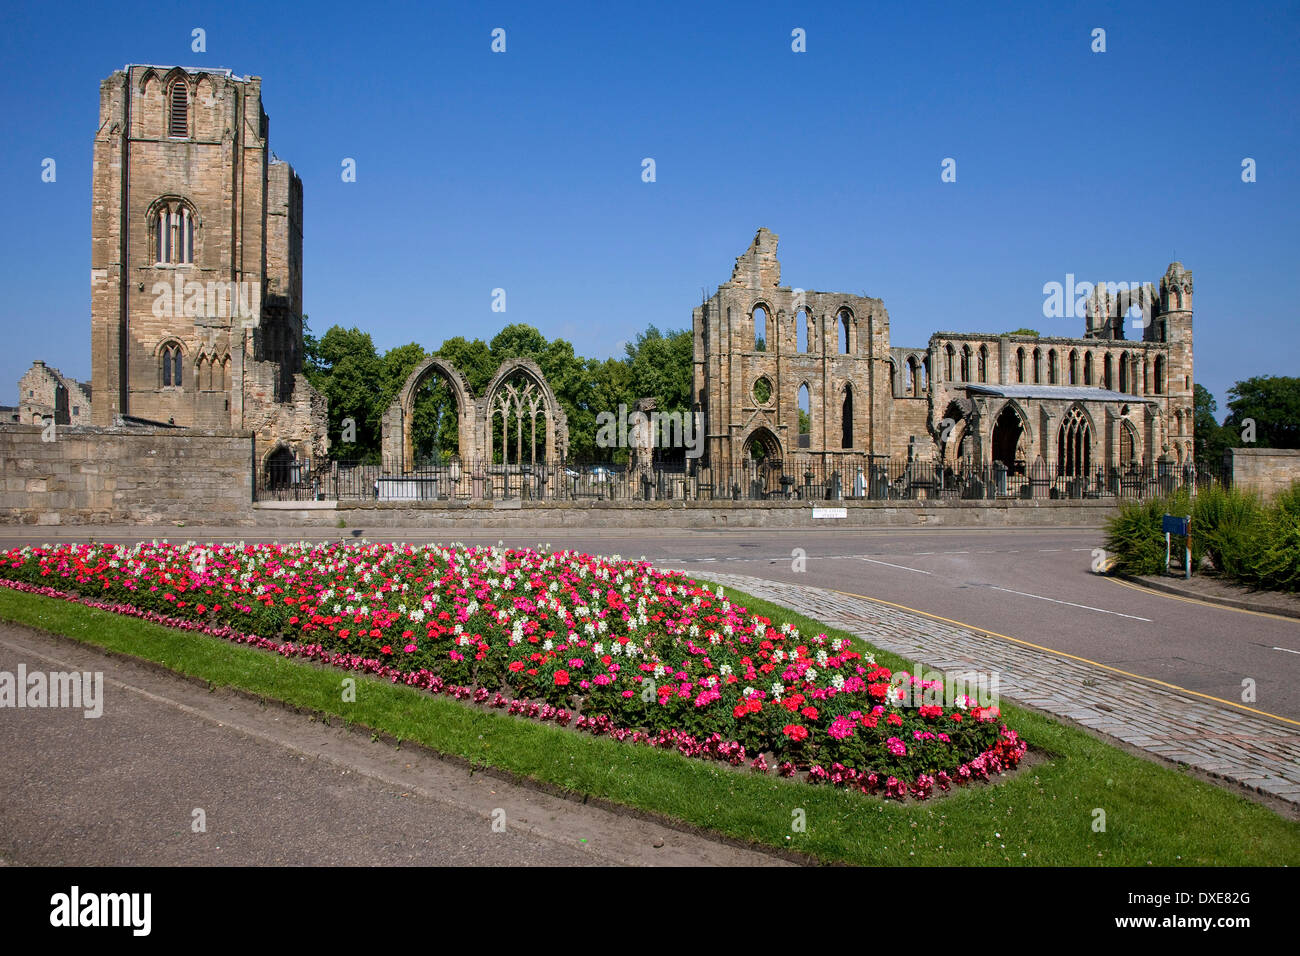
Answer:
[[1, 0, 1296, 415]]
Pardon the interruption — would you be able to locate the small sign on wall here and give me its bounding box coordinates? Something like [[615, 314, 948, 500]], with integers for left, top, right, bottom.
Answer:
[[812, 507, 847, 519]]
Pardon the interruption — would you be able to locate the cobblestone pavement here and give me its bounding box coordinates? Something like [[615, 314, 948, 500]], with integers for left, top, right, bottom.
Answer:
[[690, 571, 1300, 808]]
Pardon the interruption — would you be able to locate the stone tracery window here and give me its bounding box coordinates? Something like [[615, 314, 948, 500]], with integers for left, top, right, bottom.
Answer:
[[1057, 405, 1091, 477], [490, 372, 547, 465], [153, 200, 195, 265]]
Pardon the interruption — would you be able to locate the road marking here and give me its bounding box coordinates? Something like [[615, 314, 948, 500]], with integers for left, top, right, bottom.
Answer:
[[943, 551, 969, 554], [825, 587, 1300, 728], [915, 551, 933, 555], [1038, 549, 1063, 552], [986, 585, 1153, 622], [1104, 577, 1300, 623], [856, 557, 932, 575], [1275, 646, 1300, 655]]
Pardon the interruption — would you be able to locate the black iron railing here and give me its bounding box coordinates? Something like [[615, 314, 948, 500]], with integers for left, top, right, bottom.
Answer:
[[255, 456, 1230, 504]]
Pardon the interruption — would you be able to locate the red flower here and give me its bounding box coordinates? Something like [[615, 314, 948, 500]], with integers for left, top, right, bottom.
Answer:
[[380, 645, 392, 655], [733, 703, 748, 719], [782, 724, 809, 741], [800, 706, 819, 720], [554, 669, 570, 686], [508, 661, 524, 673]]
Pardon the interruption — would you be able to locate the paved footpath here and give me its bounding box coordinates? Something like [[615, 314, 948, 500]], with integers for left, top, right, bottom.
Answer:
[[0, 623, 787, 867], [691, 571, 1300, 809]]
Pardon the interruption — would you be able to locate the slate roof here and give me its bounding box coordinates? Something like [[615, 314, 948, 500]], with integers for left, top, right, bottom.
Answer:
[[962, 384, 1152, 403]]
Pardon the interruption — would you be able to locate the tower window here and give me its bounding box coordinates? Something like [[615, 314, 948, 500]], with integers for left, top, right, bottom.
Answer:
[[169, 81, 189, 138], [153, 201, 195, 265], [161, 343, 183, 387]]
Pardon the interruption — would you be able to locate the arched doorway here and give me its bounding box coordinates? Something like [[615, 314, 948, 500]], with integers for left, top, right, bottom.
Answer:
[[991, 404, 1027, 474], [740, 426, 783, 498], [264, 445, 297, 490]]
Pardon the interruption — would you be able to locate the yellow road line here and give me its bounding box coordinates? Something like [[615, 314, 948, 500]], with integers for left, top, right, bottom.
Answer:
[[1104, 575, 1300, 623], [826, 587, 1300, 728]]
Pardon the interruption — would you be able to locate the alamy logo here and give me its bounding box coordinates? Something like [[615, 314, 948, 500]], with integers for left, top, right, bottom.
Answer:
[[595, 403, 704, 459], [1042, 274, 1154, 329], [888, 662, 999, 710], [50, 886, 151, 936], [0, 664, 103, 718], [151, 275, 260, 325]]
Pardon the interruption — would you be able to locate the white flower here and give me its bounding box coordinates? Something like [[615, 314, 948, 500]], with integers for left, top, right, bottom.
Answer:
[[770, 682, 784, 697]]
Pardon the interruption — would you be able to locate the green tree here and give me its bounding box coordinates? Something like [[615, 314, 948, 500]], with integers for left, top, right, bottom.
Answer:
[[1193, 383, 1229, 465], [1222, 376, 1300, 449], [308, 326, 383, 460]]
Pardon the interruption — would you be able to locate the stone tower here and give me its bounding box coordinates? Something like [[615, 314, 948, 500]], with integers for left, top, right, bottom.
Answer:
[[90, 65, 326, 461], [692, 229, 893, 472]]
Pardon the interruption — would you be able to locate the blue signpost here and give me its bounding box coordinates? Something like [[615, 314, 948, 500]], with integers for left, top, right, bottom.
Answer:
[[1162, 514, 1191, 579]]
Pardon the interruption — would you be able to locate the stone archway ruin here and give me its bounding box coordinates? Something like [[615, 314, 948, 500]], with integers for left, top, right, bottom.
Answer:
[[381, 355, 568, 474]]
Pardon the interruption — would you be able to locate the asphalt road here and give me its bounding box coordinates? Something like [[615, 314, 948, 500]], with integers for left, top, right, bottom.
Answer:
[[5, 524, 1292, 723]]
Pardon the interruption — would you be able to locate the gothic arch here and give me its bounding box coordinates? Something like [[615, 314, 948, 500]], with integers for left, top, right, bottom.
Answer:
[[741, 424, 783, 462], [989, 399, 1033, 467], [482, 357, 569, 466], [384, 356, 477, 471]]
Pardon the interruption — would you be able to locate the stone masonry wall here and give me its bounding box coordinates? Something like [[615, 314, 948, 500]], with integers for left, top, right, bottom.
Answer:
[[1231, 447, 1300, 502], [0, 425, 251, 525]]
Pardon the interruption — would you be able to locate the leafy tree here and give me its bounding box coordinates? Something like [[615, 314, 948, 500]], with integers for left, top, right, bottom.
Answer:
[[307, 326, 383, 460], [1222, 376, 1300, 449], [1193, 383, 1229, 465]]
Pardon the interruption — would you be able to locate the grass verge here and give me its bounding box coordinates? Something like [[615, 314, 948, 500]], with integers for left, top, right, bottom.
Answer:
[[1, 582, 1296, 865]]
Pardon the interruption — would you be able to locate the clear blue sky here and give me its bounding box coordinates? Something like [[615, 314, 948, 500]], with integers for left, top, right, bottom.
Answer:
[[1, 0, 1296, 416]]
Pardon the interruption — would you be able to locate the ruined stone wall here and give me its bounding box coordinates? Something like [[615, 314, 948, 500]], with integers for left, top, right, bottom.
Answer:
[[0, 424, 252, 525], [1230, 448, 1300, 502], [694, 229, 893, 468], [16, 362, 92, 427]]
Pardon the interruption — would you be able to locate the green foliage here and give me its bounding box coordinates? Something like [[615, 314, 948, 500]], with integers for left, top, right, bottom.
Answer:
[[1106, 481, 1300, 592], [1105, 492, 1192, 576], [1193, 384, 1230, 465], [1222, 376, 1300, 449], [1003, 328, 1040, 337], [304, 319, 696, 463]]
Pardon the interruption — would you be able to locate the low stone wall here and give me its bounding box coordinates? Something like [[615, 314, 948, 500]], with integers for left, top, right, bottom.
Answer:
[[1230, 447, 1300, 502], [252, 497, 1119, 529], [0, 424, 252, 525]]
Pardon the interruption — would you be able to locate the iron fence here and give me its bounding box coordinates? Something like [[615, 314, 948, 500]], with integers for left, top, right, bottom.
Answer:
[[255, 456, 1230, 504]]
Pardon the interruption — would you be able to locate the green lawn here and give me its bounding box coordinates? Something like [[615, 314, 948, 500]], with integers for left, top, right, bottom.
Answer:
[[1, 583, 1296, 866]]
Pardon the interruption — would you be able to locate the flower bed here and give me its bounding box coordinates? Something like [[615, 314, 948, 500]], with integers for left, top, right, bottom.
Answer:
[[0, 541, 1025, 799]]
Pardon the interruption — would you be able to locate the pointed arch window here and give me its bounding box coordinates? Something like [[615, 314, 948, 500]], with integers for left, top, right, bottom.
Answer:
[[1016, 347, 1025, 383], [978, 344, 988, 383], [838, 311, 852, 354], [841, 385, 854, 448], [1057, 405, 1092, 478], [160, 342, 183, 387], [797, 383, 811, 448], [1084, 351, 1094, 386], [152, 200, 195, 265], [960, 345, 971, 382], [168, 79, 189, 139]]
